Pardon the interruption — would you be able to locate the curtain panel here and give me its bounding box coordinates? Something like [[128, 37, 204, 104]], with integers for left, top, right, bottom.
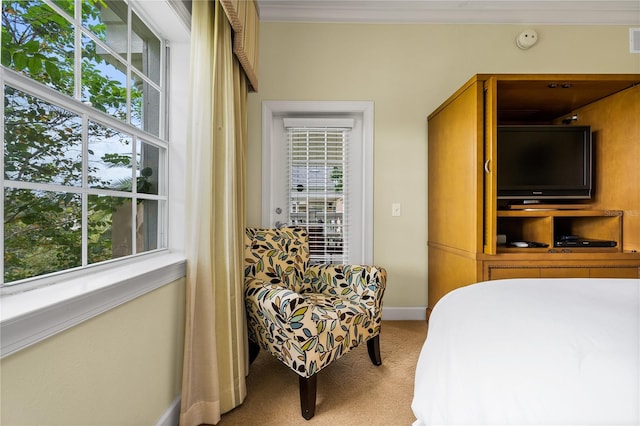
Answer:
[[180, 0, 248, 424]]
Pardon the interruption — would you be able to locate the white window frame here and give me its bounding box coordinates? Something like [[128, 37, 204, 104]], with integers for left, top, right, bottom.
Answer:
[[262, 101, 374, 264], [2, 68, 169, 289], [0, 0, 189, 358]]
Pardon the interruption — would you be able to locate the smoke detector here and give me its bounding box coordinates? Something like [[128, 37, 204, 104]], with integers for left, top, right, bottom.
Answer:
[[516, 29, 538, 50]]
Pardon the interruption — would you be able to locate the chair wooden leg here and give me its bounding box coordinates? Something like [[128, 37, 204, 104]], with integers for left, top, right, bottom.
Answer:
[[367, 334, 382, 366], [299, 374, 317, 420], [248, 339, 260, 364]]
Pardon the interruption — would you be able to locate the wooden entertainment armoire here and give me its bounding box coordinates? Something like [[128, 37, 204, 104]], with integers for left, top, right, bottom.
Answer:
[[427, 74, 640, 317]]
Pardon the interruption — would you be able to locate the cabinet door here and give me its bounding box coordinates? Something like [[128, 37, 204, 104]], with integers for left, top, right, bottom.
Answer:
[[483, 77, 498, 255], [540, 268, 590, 278], [428, 81, 484, 253], [589, 267, 639, 278], [488, 267, 540, 280]]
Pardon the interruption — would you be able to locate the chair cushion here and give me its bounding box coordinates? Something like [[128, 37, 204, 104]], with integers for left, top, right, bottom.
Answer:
[[300, 291, 375, 357], [246, 285, 375, 377]]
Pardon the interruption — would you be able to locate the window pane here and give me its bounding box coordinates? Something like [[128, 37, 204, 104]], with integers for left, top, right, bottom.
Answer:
[[88, 195, 132, 263], [137, 140, 160, 195], [131, 71, 161, 136], [137, 199, 159, 253], [4, 188, 82, 283], [88, 121, 133, 190], [1, 0, 75, 96], [51, 0, 74, 18], [4, 86, 82, 186], [82, 0, 128, 62], [131, 11, 161, 85], [81, 34, 128, 121]]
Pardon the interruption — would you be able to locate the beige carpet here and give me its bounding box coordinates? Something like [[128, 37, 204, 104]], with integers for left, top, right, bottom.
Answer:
[[219, 320, 428, 426]]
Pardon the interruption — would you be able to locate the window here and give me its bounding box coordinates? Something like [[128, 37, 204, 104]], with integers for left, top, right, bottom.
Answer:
[[1, 0, 168, 288], [284, 118, 353, 264], [262, 101, 374, 265]]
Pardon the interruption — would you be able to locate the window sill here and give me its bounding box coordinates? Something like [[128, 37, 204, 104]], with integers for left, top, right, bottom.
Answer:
[[0, 252, 186, 358]]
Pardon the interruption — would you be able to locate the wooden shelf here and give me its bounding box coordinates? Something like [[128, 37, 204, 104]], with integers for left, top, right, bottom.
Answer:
[[496, 209, 623, 253], [497, 209, 622, 217]]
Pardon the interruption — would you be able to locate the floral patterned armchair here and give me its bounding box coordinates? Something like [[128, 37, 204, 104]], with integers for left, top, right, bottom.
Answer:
[[244, 227, 387, 420]]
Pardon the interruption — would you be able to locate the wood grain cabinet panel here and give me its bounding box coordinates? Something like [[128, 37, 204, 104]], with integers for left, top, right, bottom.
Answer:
[[488, 267, 541, 280], [588, 267, 640, 279]]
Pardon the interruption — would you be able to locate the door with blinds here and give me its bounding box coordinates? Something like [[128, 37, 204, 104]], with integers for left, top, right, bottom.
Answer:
[[262, 102, 373, 266], [284, 118, 352, 264]]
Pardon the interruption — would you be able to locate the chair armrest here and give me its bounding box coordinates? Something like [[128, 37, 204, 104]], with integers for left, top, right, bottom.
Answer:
[[304, 265, 387, 311], [245, 277, 314, 329]]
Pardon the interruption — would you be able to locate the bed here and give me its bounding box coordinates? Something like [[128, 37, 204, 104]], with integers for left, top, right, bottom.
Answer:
[[412, 278, 640, 426]]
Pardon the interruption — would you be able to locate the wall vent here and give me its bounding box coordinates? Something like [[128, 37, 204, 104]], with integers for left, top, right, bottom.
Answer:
[[631, 28, 640, 53]]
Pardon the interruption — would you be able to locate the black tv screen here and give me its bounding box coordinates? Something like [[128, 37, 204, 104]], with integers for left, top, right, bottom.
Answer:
[[497, 125, 593, 201]]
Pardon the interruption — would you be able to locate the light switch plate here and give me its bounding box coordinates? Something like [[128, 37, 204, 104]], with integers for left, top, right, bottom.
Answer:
[[392, 203, 401, 217], [631, 28, 640, 53]]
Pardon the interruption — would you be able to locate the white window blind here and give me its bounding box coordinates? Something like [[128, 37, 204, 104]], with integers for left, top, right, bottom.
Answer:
[[283, 118, 354, 264]]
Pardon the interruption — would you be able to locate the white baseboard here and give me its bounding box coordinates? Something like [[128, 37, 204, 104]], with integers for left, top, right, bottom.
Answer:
[[382, 307, 427, 321], [156, 396, 181, 426]]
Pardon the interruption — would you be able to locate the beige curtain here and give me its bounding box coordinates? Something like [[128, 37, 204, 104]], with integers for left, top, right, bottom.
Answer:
[[180, 0, 248, 424]]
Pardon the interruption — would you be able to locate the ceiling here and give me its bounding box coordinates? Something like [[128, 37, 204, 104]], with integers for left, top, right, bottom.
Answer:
[[256, 1, 640, 25]]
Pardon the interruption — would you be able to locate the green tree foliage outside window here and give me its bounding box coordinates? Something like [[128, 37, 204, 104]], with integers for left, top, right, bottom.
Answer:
[[2, 0, 162, 284], [331, 166, 343, 192]]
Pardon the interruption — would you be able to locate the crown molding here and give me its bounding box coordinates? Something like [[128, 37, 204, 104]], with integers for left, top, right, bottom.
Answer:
[[256, 1, 640, 25]]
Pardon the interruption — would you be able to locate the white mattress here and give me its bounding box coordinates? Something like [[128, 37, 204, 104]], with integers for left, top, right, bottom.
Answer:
[[412, 278, 640, 425]]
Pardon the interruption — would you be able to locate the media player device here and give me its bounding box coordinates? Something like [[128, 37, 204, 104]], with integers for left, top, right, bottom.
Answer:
[[555, 238, 617, 247]]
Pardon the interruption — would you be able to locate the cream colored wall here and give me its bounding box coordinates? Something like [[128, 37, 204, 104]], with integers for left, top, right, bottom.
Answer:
[[0, 278, 185, 425], [247, 23, 640, 308]]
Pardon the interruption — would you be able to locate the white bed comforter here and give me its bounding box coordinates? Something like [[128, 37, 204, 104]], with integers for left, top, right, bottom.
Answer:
[[412, 278, 640, 426]]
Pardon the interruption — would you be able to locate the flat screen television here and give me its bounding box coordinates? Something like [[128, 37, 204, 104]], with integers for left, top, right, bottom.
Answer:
[[497, 125, 593, 201]]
